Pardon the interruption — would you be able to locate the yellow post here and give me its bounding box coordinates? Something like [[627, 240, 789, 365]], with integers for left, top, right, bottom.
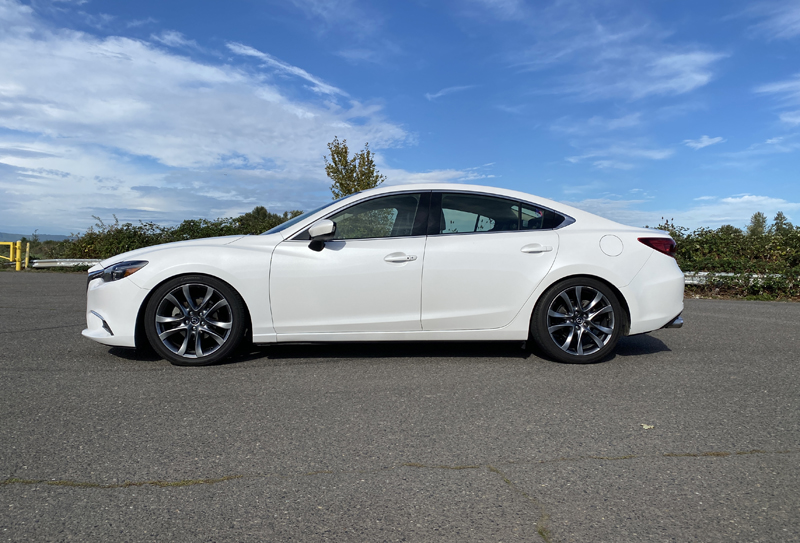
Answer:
[[25, 242, 30, 269], [15, 241, 22, 271]]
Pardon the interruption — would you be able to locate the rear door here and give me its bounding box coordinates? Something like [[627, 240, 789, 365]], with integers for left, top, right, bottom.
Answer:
[[421, 192, 560, 331]]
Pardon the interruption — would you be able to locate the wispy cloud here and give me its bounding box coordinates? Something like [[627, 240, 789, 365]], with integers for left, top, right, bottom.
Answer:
[[464, 0, 527, 21], [744, 1, 800, 40], [593, 160, 634, 170], [424, 85, 475, 101], [151, 30, 199, 49], [287, 0, 383, 36], [683, 135, 725, 149], [227, 42, 347, 97], [566, 193, 800, 229], [465, 1, 725, 101], [754, 74, 800, 125], [780, 110, 800, 125], [552, 113, 642, 135], [567, 144, 674, 168], [755, 74, 800, 102]]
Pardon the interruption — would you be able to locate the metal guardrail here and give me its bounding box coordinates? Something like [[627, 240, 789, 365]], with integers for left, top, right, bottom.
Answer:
[[0, 241, 29, 271], [31, 259, 102, 268], [683, 272, 784, 285]]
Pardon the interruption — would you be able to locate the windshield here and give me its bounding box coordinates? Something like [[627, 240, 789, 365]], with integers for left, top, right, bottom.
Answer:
[[261, 195, 354, 235]]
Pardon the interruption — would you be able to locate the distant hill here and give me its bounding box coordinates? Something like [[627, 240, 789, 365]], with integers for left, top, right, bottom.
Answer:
[[0, 232, 70, 242]]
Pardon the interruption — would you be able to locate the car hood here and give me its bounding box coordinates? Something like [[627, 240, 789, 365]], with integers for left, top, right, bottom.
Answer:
[[90, 235, 246, 272]]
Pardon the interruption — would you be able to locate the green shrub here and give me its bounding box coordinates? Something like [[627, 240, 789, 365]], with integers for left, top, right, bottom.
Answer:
[[652, 212, 800, 299], [37, 206, 302, 261]]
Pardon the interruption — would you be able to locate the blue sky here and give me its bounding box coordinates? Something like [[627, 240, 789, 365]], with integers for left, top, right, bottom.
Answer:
[[1, 0, 799, 235]]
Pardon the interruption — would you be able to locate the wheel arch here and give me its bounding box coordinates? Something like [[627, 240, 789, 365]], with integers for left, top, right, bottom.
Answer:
[[134, 272, 253, 350], [530, 273, 631, 338]]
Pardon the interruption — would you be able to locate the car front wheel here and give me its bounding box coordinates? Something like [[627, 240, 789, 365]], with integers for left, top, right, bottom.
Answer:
[[531, 278, 623, 364], [144, 275, 246, 366]]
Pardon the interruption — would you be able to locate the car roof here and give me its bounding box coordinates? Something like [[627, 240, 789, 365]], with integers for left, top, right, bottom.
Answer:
[[355, 183, 606, 225]]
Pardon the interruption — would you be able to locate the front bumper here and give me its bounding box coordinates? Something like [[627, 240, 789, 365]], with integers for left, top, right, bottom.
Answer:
[[81, 275, 149, 348]]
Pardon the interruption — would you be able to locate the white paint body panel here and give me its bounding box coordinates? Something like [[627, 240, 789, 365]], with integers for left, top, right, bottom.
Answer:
[[270, 237, 427, 333], [82, 183, 684, 351], [421, 231, 559, 330]]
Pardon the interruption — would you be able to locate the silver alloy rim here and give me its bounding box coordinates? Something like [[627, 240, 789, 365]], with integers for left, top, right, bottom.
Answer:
[[154, 284, 232, 359], [546, 286, 615, 356]]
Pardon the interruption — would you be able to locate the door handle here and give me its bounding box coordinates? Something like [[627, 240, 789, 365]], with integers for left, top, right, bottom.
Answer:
[[521, 243, 553, 254], [384, 252, 417, 263]]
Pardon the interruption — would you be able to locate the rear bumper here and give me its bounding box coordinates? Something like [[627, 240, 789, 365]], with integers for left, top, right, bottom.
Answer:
[[620, 253, 685, 335]]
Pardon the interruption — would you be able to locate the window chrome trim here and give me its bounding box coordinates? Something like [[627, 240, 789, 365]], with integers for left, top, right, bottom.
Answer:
[[429, 189, 575, 234]]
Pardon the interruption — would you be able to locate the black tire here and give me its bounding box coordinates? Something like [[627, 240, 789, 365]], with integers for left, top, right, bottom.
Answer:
[[531, 277, 624, 364], [144, 275, 246, 366]]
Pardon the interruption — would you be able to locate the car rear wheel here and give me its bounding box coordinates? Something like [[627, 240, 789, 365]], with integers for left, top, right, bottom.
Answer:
[[144, 275, 246, 366], [531, 277, 623, 364]]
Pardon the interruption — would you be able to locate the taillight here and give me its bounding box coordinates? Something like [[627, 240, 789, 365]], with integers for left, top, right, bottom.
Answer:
[[638, 237, 676, 258]]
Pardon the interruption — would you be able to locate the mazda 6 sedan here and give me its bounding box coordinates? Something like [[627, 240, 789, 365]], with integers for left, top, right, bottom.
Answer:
[[83, 184, 684, 366]]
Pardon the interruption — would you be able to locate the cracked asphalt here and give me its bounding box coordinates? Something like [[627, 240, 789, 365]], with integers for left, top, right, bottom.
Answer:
[[1, 272, 798, 542]]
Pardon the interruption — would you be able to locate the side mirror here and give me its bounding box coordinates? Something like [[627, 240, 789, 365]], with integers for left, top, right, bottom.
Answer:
[[308, 219, 336, 252]]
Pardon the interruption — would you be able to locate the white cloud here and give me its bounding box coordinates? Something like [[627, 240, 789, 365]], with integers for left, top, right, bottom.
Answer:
[[567, 144, 674, 168], [495, 2, 725, 101], [0, 0, 418, 233], [683, 135, 725, 149], [552, 113, 642, 135], [464, 0, 527, 21], [592, 160, 634, 170], [565, 194, 800, 229], [151, 30, 198, 49], [288, 0, 382, 36], [226, 42, 346, 97], [424, 85, 475, 101], [779, 110, 800, 125], [755, 74, 800, 102], [745, 1, 800, 40], [380, 167, 482, 185]]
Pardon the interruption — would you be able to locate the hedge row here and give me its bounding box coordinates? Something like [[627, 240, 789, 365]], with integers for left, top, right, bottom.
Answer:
[[653, 213, 799, 300], [24, 206, 300, 261], [20, 209, 800, 299]]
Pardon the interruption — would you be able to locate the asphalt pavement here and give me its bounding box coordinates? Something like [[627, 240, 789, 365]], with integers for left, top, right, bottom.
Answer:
[[1, 271, 798, 542]]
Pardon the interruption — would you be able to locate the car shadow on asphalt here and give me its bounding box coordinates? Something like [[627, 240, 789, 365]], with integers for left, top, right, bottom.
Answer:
[[107, 334, 671, 366], [238, 341, 533, 362], [614, 334, 672, 357]]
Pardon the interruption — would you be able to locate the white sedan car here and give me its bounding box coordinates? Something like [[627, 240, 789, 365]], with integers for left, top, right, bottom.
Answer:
[[83, 184, 684, 366]]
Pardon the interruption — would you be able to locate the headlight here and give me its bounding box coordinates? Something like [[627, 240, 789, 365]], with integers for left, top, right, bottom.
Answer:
[[101, 260, 148, 282]]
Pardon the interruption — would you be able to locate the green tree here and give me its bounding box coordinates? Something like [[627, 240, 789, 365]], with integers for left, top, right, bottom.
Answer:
[[746, 212, 767, 237], [770, 211, 793, 236], [324, 136, 386, 199]]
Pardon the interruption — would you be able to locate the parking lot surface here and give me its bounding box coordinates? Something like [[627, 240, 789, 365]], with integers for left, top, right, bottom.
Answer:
[[1, 272, 798, 542]]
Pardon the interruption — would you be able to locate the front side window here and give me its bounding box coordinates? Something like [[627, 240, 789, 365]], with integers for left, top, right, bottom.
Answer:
[[328, 193, 422, 240], [438, 194, 520, 234]]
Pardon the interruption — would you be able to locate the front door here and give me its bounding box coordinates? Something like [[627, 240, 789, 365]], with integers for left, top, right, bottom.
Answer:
[[270, 192, 427, 334]]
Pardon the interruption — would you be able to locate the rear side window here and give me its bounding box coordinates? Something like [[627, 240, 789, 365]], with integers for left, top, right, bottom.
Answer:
[[520, 204, 565, 230], [435, 193, 567, 234], [439, 194, 520, 234]]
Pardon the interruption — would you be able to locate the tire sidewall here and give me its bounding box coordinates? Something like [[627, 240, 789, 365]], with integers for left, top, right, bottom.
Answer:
[[144, 275, 246, 366], [531, 277, 624, 364]]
